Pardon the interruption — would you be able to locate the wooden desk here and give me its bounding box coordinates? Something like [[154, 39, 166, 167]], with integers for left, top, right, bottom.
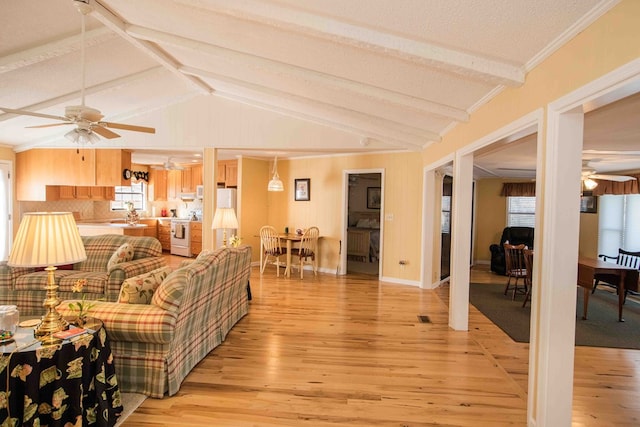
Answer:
[[577, 256, 638, 322]]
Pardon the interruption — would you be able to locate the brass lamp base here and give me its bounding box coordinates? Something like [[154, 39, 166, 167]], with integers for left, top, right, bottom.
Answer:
[[34, 266, 68, 344]]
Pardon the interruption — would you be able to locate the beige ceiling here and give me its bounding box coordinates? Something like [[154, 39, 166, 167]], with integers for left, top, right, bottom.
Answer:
[[1, 0, 636, 172]]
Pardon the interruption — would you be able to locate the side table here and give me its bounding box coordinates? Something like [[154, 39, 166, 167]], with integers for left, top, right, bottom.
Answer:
[[0, 318, 123, 427]]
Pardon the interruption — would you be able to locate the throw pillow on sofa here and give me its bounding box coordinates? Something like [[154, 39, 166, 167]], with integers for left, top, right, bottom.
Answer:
[[107, 243, 135, 270], [118, 266, 173, 304]]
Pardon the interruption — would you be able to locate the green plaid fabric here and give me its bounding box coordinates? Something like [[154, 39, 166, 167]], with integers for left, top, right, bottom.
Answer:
[[59, 245, 252, 398], [0, 234, 166, 315]]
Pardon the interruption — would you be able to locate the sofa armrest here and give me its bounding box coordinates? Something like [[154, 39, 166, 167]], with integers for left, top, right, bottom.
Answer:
[[58, 300, 176, 344], [0, 261, 37, 290]]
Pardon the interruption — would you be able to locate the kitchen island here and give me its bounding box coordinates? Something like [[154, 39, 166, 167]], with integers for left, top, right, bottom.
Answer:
[[77, 222, 149, 237]]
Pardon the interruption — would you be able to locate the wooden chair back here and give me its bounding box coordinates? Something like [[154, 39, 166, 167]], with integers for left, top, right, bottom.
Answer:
[[298, 227, 320, 259], [260, 226, 283, 256], [504, 243, 527, 277]]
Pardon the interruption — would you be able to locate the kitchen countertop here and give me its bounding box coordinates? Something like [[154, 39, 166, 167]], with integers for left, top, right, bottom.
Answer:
[[77, 222, 148, 229]]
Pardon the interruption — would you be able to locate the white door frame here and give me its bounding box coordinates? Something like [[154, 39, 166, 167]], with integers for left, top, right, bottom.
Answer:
[[341, 169, 385, 276], [0, 160, 13, 261]]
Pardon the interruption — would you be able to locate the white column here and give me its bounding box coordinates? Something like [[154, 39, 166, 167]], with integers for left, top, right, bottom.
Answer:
[[449, 152, 474, 331]]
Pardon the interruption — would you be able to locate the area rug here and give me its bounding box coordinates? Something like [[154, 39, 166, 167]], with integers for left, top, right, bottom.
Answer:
[[469, 283, 640, 349], [114, 393, 146, 426]]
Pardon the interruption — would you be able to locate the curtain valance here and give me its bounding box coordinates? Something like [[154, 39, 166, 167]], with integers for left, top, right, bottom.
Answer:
[[500, 182, 536, 197], [591, 175, 640, 195]]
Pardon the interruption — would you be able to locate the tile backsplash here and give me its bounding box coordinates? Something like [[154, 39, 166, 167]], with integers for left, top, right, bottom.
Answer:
[[18, 199, 204, 221]]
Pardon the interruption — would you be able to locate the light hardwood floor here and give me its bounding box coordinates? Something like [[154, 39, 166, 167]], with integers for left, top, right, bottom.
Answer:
[[119, 257, 640, 426]]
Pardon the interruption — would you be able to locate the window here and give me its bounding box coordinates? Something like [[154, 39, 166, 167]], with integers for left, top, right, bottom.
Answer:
[[598, 194, 640, 255], [110, 182, 147, 212], [441, 195, 451, 233], [507, 196, 535, 227]]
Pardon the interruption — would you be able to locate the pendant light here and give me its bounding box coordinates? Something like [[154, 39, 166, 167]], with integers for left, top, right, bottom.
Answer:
[[268, 156, 284, 192]]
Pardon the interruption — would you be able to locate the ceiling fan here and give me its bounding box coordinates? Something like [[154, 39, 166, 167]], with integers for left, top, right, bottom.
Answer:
[[0, 1, 155, 146], [581, 159, 635, 190], [151, 158, 185, 171]]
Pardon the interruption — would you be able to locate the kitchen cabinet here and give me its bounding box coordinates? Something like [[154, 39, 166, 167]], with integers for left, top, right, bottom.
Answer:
[[157, 219, 172, 251], [190, 222, 202, 256], [16, 148, 130, 200], [181, 164, 203, 193], [167, 169, 182, 200], [45, 185, 115, 201], [217, 160, 237, 188], [140, 219, 158, 238], [17, 149, 95, 200], [148, 169, 168, 201], [96, 149, 132, 186]]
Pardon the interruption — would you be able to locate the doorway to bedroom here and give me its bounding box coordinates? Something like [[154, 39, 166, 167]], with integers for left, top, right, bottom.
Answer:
[[346, 172, 382, 275]]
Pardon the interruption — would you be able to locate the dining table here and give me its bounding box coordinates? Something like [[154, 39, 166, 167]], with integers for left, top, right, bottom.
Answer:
[[577, 256, 639, 322], [279, 233, 303, 278]]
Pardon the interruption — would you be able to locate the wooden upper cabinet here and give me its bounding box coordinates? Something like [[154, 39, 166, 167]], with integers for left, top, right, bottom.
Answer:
[[167, 169, 182, 200], [96, 149, 132, 186], [217, 160, 238, 187], [16, 149, 95, 200], [191, 164, 203, 188], [181, 167, 193, 193], [149, 169, 168, 201]]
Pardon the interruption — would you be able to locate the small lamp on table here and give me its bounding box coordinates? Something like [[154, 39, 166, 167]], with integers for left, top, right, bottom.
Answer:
[[7, 212, 87, 342], [212, 207, 239, 247]]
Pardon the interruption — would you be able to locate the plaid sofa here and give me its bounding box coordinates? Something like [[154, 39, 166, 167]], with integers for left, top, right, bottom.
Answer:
[[58, 245, 252, 398], [0, 234, 166, 315]]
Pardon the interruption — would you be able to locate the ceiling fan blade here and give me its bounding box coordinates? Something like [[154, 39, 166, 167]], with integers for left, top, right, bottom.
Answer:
[[101, 121, 156, 134], [590, 174, 636, 182], [0, 107, 68, 122], [92, 125, 120, 139], [25, 122, 74, 129]]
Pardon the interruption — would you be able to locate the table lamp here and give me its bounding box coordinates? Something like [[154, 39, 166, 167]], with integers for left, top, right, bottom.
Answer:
[[7, 212, 87, 340], [212, 207, 239, 247]]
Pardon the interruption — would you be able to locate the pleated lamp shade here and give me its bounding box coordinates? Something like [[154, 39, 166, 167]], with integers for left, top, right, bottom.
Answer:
[[8, 212, 87, 267], [212, 208, 239, 230]]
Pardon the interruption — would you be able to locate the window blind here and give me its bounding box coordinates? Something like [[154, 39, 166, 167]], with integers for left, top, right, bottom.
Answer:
[[507, 196, 536, 227], [598, 194, 640, 256]]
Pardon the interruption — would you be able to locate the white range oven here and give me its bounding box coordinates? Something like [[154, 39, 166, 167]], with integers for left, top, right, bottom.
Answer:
[[170, 219, 191, 257]]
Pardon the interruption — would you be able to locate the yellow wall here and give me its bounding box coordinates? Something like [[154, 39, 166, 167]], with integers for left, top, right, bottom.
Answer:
[[475, 179, 508, 263], [238, 157, 270, 263], [263, 152, 423, 280]]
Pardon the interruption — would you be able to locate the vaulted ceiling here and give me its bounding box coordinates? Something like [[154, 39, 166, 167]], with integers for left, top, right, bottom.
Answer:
[[0, 0, 625, 167]]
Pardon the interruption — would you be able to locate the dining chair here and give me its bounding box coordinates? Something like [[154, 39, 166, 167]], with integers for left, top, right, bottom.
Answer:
[[503, 243, 528, 300], [522, 248, 534, 307], [259, 225, 286, 277], [291, 226, 319, 279]]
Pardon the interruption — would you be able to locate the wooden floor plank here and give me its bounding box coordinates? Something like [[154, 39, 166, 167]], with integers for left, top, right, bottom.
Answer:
[[118, 258, 640, 426]]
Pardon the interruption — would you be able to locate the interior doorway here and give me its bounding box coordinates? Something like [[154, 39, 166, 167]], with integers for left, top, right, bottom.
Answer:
[[0, 161, 12, 261], [346, 172, 382, 275], [440, 175, 452, 279]]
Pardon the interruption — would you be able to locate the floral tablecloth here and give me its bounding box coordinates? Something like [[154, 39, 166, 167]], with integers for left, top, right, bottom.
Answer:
[[0, 322, 123, 427]]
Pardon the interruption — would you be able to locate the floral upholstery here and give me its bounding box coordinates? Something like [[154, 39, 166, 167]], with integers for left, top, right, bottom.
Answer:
[[118, 266, 172, 304], [0, 234, 166, 315], [107, 243, 135, 270], [58, 246, 253, 398]]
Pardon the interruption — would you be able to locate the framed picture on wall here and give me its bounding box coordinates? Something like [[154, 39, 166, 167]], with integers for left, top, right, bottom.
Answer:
[[295, 178, 310, 201], [580, 195, 597, 213], [367, 187, 381, 209]]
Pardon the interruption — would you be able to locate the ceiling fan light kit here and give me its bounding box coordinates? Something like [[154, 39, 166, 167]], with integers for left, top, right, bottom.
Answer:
[[0, 3, 156, 154]]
